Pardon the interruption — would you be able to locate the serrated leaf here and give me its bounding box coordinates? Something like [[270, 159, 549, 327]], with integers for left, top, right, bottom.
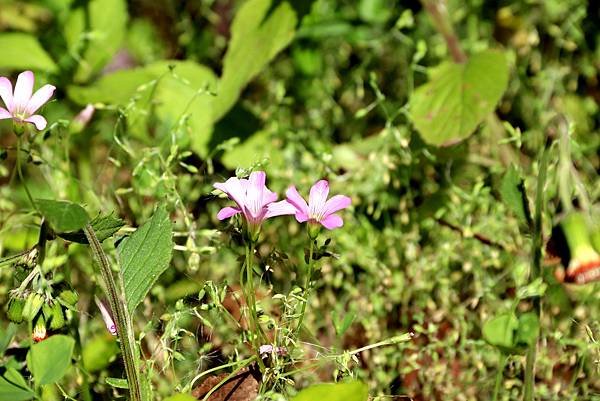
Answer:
[[58, 213, 125, 243], [0, 368, 34, 401], [36, 199, 89, 233], [0, 33, 57, 72], [26, 335, 75, 385], [409, 50, 509, 146], [120, 205, 173, 313], [500, 165, 529, 225], [213, 0, 297, 120], [291, 381, 369, 401], [482, 313, 518, 350]]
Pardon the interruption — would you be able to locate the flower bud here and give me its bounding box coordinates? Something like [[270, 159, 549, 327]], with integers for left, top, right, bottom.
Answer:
[[22, 293, 45, 322], [70, 104, 95, 134], [49, 302, 65, 330], [58, 290, 78, 307], [7, 296, 25, 323], [32, 316, 47, 342], [561, 212, 600, 284]]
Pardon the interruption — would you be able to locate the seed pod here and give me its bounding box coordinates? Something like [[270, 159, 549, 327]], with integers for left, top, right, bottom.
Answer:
[[22, 293, 45, 322], [58, 290, 78, 307], [49, 302, 65, 330], [32, 316, 47, 342], [7, 297, 25, 323]]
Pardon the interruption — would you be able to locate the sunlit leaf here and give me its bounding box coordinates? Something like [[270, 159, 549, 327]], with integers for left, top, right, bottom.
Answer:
[[26, 335, 75, 385], [291, 381, 369, 401], [0, 33, 57, 72], [36, 199, 89, 233]]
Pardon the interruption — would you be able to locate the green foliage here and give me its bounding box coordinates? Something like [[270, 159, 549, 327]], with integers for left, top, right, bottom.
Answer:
[[500, 165, 530, 226], [0, 368, 34, 401], [82, 335, 120, 372], [35, 199, 89, 233], [291, 381, 369, 401], [409, 50, 509, 146], [26, 335, 75, 385], [0, 33, 57, 72], [483, 312, 541, 353], [58, 213, 125, 243], [163, 395, 197, 401], [120, 205, 173, 313]]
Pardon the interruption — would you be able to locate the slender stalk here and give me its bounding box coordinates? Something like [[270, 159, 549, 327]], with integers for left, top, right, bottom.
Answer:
[[523, 147, 549, 401], [493, 353, 507, 401], [84, 225, 143, 401], [16, 139, 36, 210], [244, 242, 266, 372], [421, 0, 467, 63], [296, 239, 315, 335]]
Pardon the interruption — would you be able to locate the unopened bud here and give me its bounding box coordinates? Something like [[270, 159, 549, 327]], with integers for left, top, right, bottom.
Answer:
[[49, 302, 65, 330], [22, 293, 45, 322], [7, 297, 25, 323], [32, 316, 47, 342]]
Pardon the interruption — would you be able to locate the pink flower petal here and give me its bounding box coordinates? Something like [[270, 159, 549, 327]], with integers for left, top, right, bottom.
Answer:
[[285, 186, 309, 215], [320, 213, 343, 229], [0, 107, 11, 120], [13, 71, 34, 113], [265, 200, 297, 218], [26, 84, 55, 115], [24, 115, 48, 130], [309, 180, 329, 215], [217, 206, 241, 220], [295, 211, 309, 223], [214, 177, 246, 209], [323, 195, 351, 216], [95, 297, 117, 336], [0, 77, 14, 112], [248, 171, 266, 188]]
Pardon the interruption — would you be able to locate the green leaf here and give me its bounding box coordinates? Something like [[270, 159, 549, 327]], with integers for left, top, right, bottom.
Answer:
[[291, 381, 369, 401], [57, 212, 125, 244], [82, 335, 119, 373], [163, 395, 197, 401], [26, 335, 75, 385], [221, 130, 283, 169], [0, 323, 18, 355], [213, 0, 297, 121], [515, 312, 540, 347], [36, 199, 89, 233], [105, 377, 128, 389], [120, 205, 173, 313], [0, 33, 57, 72], [409, 50, 509, 146], [500, 165, 530, 226], [64, 0, 128, 82], [482, 313, 518, 350], [0, 368, 34, 401]]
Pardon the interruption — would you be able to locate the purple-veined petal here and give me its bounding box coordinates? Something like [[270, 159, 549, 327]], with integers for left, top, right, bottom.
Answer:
[[0, 107, 11, 120], [0, 77, 13, 112], [248, 171, 266, 189], [95, 297, 117, 336], [13, 71, 34, 113], [285, 186, 309, 215], [308, 180, 329, 216], [24, 115, 47, 130], [217, 206, 241, 220], [26, 84, 55, 115], [323, 195, 351, 217], [320, 213, 343, 229], [245, 171, 269, 219], [214, 177, 246, 209], [265, 200, 297, 219]]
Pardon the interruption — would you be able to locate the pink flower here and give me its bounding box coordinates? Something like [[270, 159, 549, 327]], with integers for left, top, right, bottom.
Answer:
[[0, 71, 55, 130], [286, 180, 351, 229], [214, 171, 296, 233], [74, 104, 95, 126], [95, 297, 117, 336]]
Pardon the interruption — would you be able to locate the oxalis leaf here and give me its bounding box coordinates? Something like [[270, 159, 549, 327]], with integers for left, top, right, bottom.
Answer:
[[409, 49, 509, 146], [119, 205, 173, 313], [291, 381, 369, 401], [26, 335, 75, 385], [36, 199, 89, 233]]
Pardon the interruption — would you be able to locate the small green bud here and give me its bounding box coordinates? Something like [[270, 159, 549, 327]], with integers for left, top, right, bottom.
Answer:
[[58, 290, 78, 307], [49, 302, 65, 330], [22, 293, 45, 322], [7, 297, 25, 323]]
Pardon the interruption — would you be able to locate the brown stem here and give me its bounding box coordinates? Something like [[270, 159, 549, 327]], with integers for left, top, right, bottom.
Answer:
[[421, 0, 467, 63]]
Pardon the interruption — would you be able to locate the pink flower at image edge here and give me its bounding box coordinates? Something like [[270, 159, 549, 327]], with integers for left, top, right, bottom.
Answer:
[[286, 180, 351, 229], [0, 71, 55, 130], [213, 171, 296, 226]]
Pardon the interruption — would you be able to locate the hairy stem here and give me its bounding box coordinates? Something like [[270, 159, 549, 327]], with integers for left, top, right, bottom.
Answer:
[[84, 225, 143, 401]]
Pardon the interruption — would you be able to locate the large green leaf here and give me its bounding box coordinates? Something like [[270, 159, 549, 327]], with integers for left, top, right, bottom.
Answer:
[[36, 199, 89, 233], [119, 205, 173, 313], [409, 50, 509, 146], [291, 381, 369, 401], [64, 0, 128, 82], [0, 368, 34, 401], [213, 0, 297, 120], [26, 335, 75, 385], [0, 33, 57, 72]]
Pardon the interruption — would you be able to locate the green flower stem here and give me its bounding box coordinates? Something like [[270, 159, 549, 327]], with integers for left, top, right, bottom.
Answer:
[[523, 146, 549, 401], [84, 225, 143, 401], [296, 238, 315, 335], [244, 242, 266, 372], [16, 138, 36, 211], [493, 353, 507, 401]]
